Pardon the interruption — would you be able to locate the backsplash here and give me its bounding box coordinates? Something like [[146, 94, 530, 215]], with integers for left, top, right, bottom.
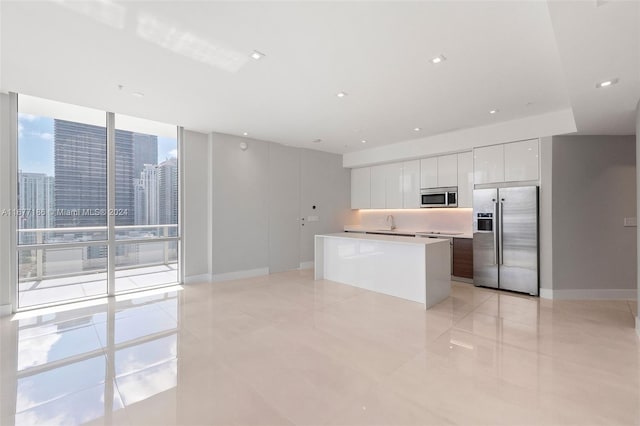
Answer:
[[353, 209, 473, 234]]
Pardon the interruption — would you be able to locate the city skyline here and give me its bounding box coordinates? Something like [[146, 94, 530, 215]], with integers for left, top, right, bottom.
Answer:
[[18, 113, 177, 177]]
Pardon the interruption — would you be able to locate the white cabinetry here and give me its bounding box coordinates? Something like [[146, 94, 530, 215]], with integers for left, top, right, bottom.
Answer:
[[474, 139, 539, 185], [385, 163, 404, 209], [438, 154, 458, 187], [421, 154, 458, 188], [370, 165, 386, 209], [402, 160, 420, 208], [474, 144, 504, 184], [350, 167, 370, 209], [370, 163, 403, 209], [419, 157, 437, 189], [457, 152, 473, 208], [504, 139, 539, 182]]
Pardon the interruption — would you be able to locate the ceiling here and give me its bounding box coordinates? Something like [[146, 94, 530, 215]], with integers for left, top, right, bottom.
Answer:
[[1, 1, 638, 154]]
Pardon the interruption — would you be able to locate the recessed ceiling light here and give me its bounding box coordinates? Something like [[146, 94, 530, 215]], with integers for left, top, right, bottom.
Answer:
[[250, 50, 265, 60], [489, 109, 499, 114], [430, 54, 446, 64], [312, 139, 322, 143], [337, 91, 347, 98], [361, 140, 367, 144], [132, 92, 144, 98], [596, 78, 619, 88], [413, 127, 421, 132], [243, 132, 249, 136]]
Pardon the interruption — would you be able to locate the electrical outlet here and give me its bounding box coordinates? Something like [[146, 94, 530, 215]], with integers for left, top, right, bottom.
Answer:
[[307, 216, 319, 222], [624, 217, 637, 227]]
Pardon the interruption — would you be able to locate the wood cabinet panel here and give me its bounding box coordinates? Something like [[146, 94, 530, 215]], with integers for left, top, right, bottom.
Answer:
[[453, 237, 473, 279]]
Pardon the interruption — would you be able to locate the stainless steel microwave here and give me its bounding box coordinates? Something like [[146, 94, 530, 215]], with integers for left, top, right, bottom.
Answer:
[[420, 187, 458, 208]]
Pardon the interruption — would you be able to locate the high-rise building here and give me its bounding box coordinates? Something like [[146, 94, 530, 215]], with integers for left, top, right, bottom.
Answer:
[[17, 171, 55, 244], [54, 120, 107, 227], [132, 133, 158, 177], [157, 158, 178, 226], [54, 120, 158, 228], [134, 164, 159, 225]]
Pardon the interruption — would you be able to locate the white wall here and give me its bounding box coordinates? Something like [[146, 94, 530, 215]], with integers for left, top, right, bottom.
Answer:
[[209, 132, 352, 280], [0, 93, 15, 314], [539, 137, 553, 294], [636, 99, 640, 335], [343, 109, 576, 168], [299, 149, 353, 263], [182, 130, 210, 280], [211, 132, 270, 278], [552, 135, 636, 298]]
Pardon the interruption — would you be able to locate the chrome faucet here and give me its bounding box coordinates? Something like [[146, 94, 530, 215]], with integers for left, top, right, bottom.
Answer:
[[386, 214, 396, 230]]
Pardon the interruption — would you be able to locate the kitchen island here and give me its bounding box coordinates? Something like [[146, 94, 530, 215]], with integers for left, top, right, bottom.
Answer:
[[314, 233, 451, 309]]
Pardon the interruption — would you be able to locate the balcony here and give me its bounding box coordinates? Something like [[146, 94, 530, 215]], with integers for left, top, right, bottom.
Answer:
[[17, 225, 179, 309]]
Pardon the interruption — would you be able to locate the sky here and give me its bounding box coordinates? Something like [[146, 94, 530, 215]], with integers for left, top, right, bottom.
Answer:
[[18, 114, 177, 176]]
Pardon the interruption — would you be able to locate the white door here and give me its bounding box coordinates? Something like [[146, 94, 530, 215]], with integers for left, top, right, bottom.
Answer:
[[268, 144, 301, 273]]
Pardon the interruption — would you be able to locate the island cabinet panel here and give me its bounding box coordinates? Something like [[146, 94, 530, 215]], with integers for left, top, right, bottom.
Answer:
[[453, 237, 473, 279]]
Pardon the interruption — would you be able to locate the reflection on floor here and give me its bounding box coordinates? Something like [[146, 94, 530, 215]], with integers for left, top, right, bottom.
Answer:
[[1, 270, 639, 425], [18, 263, 178, 308]]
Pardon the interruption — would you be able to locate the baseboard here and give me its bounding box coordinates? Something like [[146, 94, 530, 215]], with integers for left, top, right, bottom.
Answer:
[[183, 274, 212, 284], [212, 267, 269, 282], [540, 288, 637, 300], [299, 261, 314, 270], [539, 288, 553, 299], [0, 303, 12, 317], [451, 276, 473, 284]]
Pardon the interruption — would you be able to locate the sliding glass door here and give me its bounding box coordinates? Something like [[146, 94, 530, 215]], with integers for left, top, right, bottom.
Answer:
[[16, 95, 180, 309]]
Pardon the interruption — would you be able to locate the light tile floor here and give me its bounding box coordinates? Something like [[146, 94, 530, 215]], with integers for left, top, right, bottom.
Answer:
[[1, 270, 639, 425]]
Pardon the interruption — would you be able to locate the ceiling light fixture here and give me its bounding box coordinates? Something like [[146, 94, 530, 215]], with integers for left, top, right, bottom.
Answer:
[[337, 91, 347, 98], [430, 54, 446, 64], [243, 132, 249, 136], [250, 50, 265, 60], [361, 140, 367, 144], [413, 127, 421, 132], [596, 78, 619, 88], [489, 109, 499, 114], [132, 92, 144, 98]]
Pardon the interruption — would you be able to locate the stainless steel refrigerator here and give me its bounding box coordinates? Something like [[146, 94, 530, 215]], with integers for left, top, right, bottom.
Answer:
[[473, 186, 539, 296]]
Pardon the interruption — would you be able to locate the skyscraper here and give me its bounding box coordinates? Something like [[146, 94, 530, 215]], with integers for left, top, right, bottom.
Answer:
[[157, 158, 178, 226], [54, 120, 107, 227], [17, 171, 55, 244], [134, 164, 159, 225], [54, 120, 159, 228]]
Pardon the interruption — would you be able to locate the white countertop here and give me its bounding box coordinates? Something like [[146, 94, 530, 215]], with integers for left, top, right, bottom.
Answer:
[[343, 225, 473, 239], [318, 232, 451, 246]]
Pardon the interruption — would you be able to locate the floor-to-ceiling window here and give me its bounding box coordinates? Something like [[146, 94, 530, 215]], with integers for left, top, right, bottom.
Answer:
[[16, 95, 180, 310]]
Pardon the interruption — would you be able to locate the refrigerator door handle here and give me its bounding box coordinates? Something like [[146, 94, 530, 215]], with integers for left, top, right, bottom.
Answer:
[[493, 199, 499, 265], [499, 198, 504, 265]]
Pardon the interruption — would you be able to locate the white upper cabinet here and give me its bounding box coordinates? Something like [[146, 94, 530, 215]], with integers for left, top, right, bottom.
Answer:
[[474, 139, 539, 185], [350, 167, 371, 209], [457, 152, 473, 208], [421, 155, 458, 188], [370, 165, 386, 209], [504, 139, 539, 182], [420, 157, 437, 189], [474, 144, 505, 184], [437, 154, 458, 187], [402, 160, 420, 208], [385, 163, 404, 209]]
